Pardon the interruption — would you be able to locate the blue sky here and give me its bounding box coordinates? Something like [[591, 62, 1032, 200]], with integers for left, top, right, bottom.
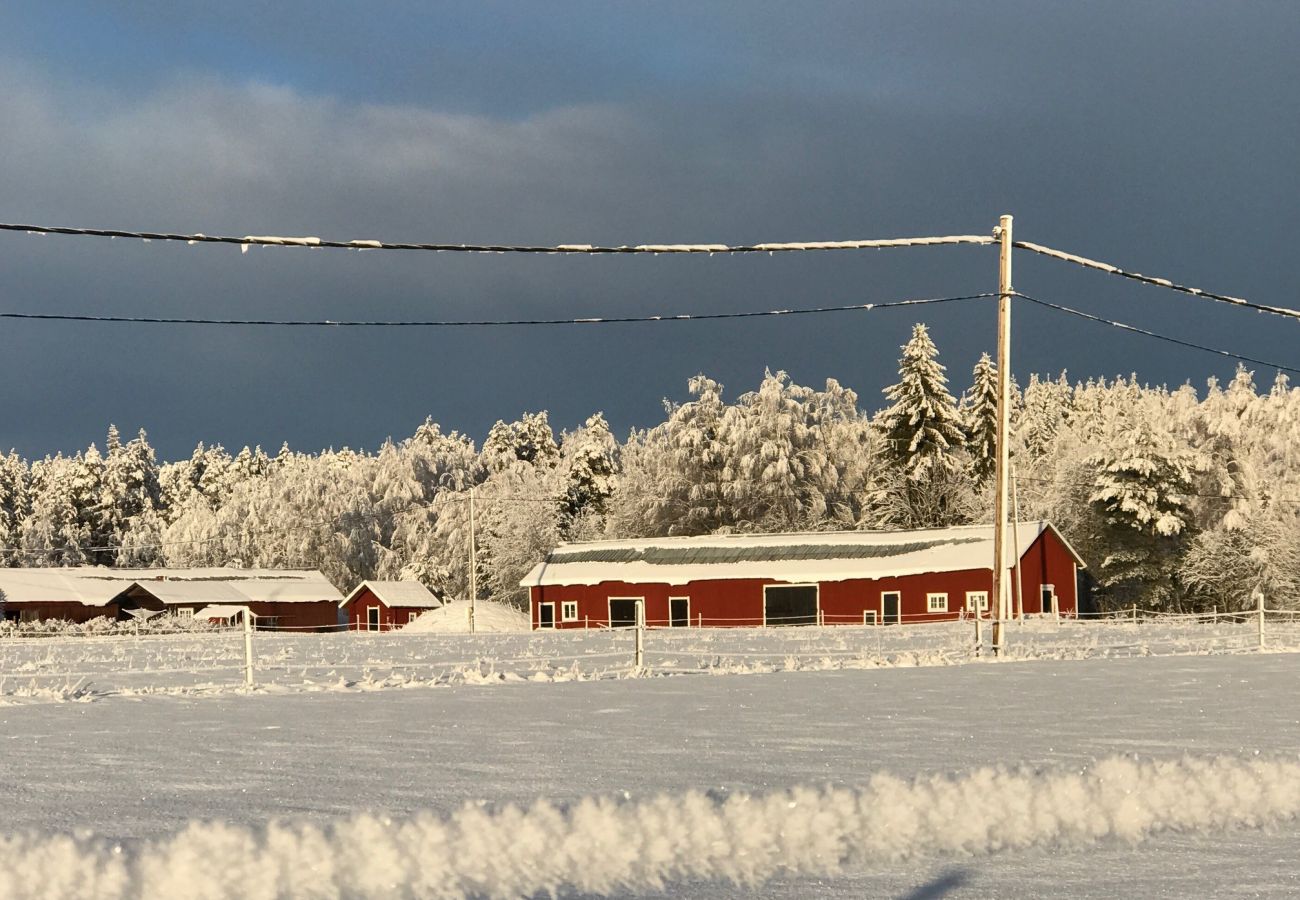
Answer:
[[1, 2, 1298, 460]]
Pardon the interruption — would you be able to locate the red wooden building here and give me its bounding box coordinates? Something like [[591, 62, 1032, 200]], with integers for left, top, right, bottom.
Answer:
[[0, 567, 344, 629], [523, 521, 1084, 629], [341, 580, 444, 631]]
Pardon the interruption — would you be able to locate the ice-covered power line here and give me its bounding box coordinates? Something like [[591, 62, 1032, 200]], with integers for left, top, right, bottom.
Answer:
[[1014, 292, 1300, 377], [0, 221, 996, 255], [1013, 241, 1300, 323], [0, 293, 996, 328]]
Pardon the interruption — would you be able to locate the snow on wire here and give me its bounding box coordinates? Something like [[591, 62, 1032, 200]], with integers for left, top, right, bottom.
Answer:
[[1014, 240, 1300, 323], [0, 293, 996, 329], [0, 221, 996, 254], [0, 753, 1297, 899], [1014, 292, 1300, 377]]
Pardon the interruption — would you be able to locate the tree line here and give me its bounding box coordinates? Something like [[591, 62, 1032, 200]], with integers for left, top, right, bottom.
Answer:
[[2, 323, 1295, 612]]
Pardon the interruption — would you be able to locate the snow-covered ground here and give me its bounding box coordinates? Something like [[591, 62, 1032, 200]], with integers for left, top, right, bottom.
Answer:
[[2, 624, 1299, 897], [1, 614, 1296, 700]]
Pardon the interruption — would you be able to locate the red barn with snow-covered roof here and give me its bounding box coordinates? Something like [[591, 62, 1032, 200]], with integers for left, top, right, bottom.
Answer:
[[521, 521, 1083, 629], [341, 580, 444, 631]]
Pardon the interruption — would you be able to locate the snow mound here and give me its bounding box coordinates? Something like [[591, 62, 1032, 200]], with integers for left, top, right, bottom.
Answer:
[[1, 754, 1297, 899], [401, 601, 530, 633]]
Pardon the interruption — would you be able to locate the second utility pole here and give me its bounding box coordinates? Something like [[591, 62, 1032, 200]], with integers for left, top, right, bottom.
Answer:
[[468, 486, 478, 634], [991, 214, 1013, 657]]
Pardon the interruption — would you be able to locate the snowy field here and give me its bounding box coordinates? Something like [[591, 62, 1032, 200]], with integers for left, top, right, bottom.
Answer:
[[2, 624, 1300, 898]]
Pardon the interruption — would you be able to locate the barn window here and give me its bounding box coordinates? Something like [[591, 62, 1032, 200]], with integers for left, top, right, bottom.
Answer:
[[927, 593, 948, 613], [561, 601, 578, 622], [175, 608, 194, 618], [966, 591, 989, 612]]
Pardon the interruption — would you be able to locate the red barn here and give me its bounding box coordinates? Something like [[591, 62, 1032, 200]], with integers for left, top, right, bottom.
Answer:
[[522, 521, 1084, 629], [0, 567, 344, 629], [341, 581, 444, 631]]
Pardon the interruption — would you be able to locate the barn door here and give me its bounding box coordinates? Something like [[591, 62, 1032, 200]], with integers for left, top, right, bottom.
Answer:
[[670, 597, 689, 627], [538, 602, 555, 629], [366, 606, 380, 632], [881, 591, 901, 625], [609, 598, 639, 628], [764, 585, 817, 626]]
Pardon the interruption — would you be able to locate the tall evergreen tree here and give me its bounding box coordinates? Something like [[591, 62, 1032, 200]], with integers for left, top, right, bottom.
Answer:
[[961, 352, 999, 486], [876, 324, 966, 481]]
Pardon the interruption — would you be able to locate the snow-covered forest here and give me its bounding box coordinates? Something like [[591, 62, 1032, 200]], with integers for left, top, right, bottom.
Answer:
[[2, 324, 1297, 613]]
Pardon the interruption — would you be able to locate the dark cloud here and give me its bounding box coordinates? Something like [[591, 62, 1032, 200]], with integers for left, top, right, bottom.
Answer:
[[0, 3, 1296, 460]]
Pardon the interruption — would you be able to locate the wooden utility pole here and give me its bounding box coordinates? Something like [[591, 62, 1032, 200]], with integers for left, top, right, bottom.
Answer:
[[468, 487, 478, 634], [991, 215, 1013, 656]]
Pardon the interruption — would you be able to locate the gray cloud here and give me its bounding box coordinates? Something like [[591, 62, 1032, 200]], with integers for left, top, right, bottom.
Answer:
[[0, 2, 1297, 460]]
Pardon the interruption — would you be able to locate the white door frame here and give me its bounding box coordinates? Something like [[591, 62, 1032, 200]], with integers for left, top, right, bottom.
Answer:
[[761, 583, 820, 627], [880, 590, 902, 625], [537, 601, 557, 629], [668, 595, 691, 627], [366, 605, 380, 632]]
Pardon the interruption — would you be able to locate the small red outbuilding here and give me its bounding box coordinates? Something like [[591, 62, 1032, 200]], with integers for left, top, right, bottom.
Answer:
[[522, 521, 1084, 629], [341, 580, 444, 631]]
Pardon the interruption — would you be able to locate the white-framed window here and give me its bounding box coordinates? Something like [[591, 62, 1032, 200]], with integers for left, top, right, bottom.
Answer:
[[927, 592, 948, 613], [175, 607, 194, 618], [561, 601, 579, 622], [863, 610, 878, 625], [965, 591, 989, 612]]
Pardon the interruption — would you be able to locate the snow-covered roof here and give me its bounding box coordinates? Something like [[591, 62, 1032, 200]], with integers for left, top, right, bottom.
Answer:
[[123, 580, 250, 606], [521, 522, 1084, 588], [0, 567, 343, 607], [341, 581, 443, 610]]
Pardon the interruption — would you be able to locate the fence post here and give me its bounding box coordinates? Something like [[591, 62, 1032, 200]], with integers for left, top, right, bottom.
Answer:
[[634, 599, 645, 670], [1257, 592, 1266, 649], [697, 613, 702, 628], [974, 615, 983, 657], [242, 610, 255, 688], [1212, 605, 1217, 625], [1131, 605, 1137, 624]]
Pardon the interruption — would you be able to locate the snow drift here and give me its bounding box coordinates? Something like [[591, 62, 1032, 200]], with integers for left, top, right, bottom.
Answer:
[[1, 754, 1298, 899], [402, 601, 530, 633]]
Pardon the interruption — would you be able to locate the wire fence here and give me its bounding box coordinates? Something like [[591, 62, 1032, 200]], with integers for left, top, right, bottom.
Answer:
[[2, 609, 1297, 701]]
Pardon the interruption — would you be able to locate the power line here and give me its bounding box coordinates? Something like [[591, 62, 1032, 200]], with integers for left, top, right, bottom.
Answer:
[[1013, 292, 1300, 377], [1013, 473, 1300, 506], [0, 293, 996, 328], [0, 221, 996, 255], [1013, 240, 1300, 323]]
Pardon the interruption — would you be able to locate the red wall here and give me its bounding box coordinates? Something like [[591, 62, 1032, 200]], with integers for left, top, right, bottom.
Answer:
[[531, 529, 1079, 628], [4, 601, 121, 624], [341, 587, 424, 631], [246, 600, 341, 630]]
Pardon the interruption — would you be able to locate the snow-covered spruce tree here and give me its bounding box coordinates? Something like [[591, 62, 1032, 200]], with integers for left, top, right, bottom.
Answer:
[[877, 324, 967, 480], [868, 324, 972, 528], [558, 413, 618, 539], [961, 352, 999, 487], [1087, 415, 1199, 610], [1017, 373, 1073, 460]]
